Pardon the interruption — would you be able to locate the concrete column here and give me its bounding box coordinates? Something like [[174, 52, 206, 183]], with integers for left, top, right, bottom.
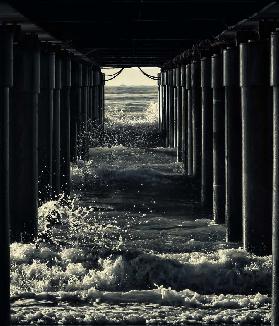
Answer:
[[52, 53, 61, 197], [0, 26, 13, 326], [176, 66, 183, 162], [191, 60, 202, 180], [180, 65, 188, 172], [201, 57, 213, 210], [186, 64, 193, 176], [212, 52, 225, 224], [10, 34, 40, 242], [240, 40, 272, 255], [271, 30, 279, 326], [38, 44, 55, 202], [70, 60, 82, 162], [223, 47, 242, 242], [60, 52, 71, 195]]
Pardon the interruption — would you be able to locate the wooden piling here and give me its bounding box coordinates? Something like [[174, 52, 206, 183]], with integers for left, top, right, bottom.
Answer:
[[60, 52, 71, 195], [176, 66, 183, 162], [88, 67, 94, 123], [240, 40, 272, 255], [10, 34, 40, 242], [38, 44, 55, 202], [168, 69, 174, 147], [100, 72, 105, 126], [271, 29, 279, 326], [162, 70, 169, 147], [52, 53, 61, 197], [186, 64, 193, 176], [81, 64, 89, 160], [173, 67, 178, 148], [70, 60, 82, 162], [223, 47, 242, 242], [180, 65, 188, 173], [211, 53, 225, 224], [158, 73, 162, 132], [191, 60, 202, 180], [201, 57, 213, 210], [93, 69, 101, 126], [0, 26, 14, 326]]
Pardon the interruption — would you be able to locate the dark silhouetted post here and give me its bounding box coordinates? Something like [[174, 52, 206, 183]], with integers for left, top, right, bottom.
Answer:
[[181, 65, 188, 172], [191, 60, 202, 181], [163, 70, 169, 147], [186, 64, 193, 176], [52, 53, 61, 197], [176, 66, 183, 162], [38, 44, 55, 202], [212, 53, 225, 224], [223, 47, 242, 242], [88, 66, 94, 123], [0, 26, 13, 326], [158, 73, 161, 131], [173, 67, 177, 148], [168, 69, 174, 147], [70, 60, 82, 162], [100, 72, 105, 126], [271, 29, 279, 326], [10, 34, 40, 242], [81, 64, 89, 160], [60, 52, 71, 195], [201, 56, 213, 211], [93, 69, 101, 125], [240, 40, 272, 255]]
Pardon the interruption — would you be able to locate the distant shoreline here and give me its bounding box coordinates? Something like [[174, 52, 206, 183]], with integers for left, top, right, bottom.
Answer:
[[105, 85, 157, 87]]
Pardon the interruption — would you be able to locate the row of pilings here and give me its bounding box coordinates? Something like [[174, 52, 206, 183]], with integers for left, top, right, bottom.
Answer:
[[158, 29, 279, 325], [0, 25, 105, 325]]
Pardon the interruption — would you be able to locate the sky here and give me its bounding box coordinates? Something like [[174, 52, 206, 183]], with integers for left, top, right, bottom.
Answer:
[[101, 67, 160, 86]]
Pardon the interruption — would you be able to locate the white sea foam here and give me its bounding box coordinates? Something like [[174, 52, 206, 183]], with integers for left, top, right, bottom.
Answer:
[[11, 87, 272, 324]]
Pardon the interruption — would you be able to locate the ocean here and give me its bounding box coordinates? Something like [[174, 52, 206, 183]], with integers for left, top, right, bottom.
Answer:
[[11, 85, 271, 325]]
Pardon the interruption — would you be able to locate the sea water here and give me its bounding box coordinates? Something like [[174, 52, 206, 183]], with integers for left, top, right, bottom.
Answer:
[[11, 85, 271, 325]]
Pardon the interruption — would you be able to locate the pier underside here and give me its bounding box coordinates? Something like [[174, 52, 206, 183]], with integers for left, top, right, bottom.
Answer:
[[1, 1, 279, 325]]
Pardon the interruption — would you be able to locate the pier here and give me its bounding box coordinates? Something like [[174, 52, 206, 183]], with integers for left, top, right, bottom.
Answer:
[[1, 0, 279, 324]]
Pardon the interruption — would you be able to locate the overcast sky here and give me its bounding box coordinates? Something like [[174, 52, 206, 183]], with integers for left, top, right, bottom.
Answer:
[[101, 67, 160, 86]]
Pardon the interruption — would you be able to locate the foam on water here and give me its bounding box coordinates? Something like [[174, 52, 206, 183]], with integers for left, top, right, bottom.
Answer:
[[11, 86, 272, 324]]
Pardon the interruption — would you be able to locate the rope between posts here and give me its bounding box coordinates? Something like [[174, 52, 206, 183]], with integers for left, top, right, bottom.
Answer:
[[104, 68, 125, 81], [137, 67, 159, 80]]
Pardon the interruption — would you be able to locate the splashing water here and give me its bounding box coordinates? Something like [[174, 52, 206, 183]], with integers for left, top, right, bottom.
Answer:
[[11, 86, 272, 325]]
